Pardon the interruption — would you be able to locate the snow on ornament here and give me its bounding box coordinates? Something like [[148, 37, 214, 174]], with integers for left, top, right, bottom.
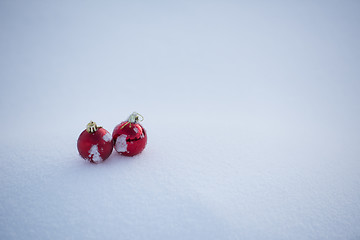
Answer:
[[77, 121, 113, 163], [112, 112, 147, 156]]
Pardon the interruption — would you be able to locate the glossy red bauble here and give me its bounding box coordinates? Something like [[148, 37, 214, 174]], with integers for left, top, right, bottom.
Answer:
[[112, 118, 147, 157], [77, 122, 113, 163]]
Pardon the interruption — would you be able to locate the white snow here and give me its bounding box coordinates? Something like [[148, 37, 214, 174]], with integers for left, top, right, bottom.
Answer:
[[102, 132, 112, 142], [88, 144, 102, 163], [115, 134, 128, 153], [1, 1, 360, 240]]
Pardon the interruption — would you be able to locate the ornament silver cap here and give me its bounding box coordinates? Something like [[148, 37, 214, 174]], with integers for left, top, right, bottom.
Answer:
[[120, 112, 144, 129]]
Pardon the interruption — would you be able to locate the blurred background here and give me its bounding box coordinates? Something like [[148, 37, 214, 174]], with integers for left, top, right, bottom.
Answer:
[[1, 0, 360, 239], [1, 0, 359, 132]]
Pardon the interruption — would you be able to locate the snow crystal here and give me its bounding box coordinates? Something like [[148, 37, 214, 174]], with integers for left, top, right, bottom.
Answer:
[[115, 134, 128, 152], [103, 132, 112, 142], [88, 144, 102, 163], [133, 128, 139, 133]]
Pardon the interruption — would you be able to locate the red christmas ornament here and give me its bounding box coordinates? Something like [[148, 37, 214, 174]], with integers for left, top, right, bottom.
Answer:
[[112, 112, 147, 156], [77, 121, 113, 163]]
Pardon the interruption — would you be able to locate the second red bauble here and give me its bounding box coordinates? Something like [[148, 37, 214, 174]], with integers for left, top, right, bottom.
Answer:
[[112, 113, 147, 156]]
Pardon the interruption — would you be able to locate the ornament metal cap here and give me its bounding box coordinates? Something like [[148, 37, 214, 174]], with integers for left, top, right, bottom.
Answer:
[[86, 121, 101, 133]]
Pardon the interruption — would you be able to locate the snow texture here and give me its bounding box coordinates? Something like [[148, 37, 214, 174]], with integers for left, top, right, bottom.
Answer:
[[103, 132, 112, 143], [88, 144, 102, 163], [115, 135, 128, 153], [1, 1, 360, 240]]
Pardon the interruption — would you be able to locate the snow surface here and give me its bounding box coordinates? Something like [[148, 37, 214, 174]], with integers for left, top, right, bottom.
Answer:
[[1, 1, 360, 239]]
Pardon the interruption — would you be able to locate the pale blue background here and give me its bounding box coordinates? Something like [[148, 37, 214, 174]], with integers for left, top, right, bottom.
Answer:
[[1, 1, 360, 239]]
